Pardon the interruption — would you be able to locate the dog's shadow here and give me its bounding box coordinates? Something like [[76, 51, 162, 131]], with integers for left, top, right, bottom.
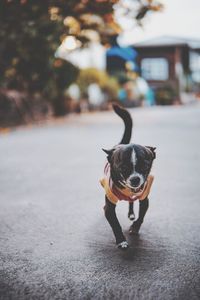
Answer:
[[86, 215, 168, 272], [120, 232, 146, 261]]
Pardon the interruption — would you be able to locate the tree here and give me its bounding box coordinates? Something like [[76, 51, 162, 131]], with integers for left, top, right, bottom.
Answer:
[[0, 0, 163, 116]]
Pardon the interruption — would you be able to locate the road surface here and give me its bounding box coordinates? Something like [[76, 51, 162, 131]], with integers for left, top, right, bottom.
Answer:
[[0, 104, 200, 300]]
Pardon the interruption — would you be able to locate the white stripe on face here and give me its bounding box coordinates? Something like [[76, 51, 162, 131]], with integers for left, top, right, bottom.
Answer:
[[131, 148, 137, 168], [125, 147, 145, 188]]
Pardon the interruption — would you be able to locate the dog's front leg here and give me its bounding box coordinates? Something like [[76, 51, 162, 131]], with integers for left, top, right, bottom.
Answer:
[[129, 198, 149, 234], [104, 196, 129, 249], [128, 202, 135, 220]]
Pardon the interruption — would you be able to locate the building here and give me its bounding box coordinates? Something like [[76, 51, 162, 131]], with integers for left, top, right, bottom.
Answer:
[[133, 36, 200, 104]]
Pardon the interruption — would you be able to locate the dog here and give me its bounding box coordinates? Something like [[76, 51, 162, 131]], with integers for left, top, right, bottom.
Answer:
[[100, 104, 156, 250]]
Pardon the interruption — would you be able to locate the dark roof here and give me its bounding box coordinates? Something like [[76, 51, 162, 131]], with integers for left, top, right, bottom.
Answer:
[[133, 36, 200, 49]]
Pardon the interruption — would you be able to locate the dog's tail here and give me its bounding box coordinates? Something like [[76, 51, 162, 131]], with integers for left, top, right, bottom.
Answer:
[[113, 104, 133, 144]]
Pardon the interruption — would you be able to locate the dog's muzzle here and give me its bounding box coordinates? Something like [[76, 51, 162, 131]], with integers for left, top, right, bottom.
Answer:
[[127, 174, 144, 192]]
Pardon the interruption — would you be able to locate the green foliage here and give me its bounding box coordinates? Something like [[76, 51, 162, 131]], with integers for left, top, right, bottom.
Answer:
[[102, 76, 119, 99], [0, 1, 79, 102], [155, 86, 178, 105], [77, 68, 108, 92], [76, 68, 119, 99]]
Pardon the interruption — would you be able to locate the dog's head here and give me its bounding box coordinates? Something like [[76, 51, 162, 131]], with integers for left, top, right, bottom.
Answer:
[[103, 144, 156, 192]]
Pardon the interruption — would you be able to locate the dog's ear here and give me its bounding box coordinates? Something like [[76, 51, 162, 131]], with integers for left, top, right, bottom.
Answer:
[[102, 148, 113, 155], [146, 146, 156, 159], [102, 148, 114, 162]]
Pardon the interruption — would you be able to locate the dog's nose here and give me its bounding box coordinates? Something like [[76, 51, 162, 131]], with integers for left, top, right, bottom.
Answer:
[[130, 176, 140, 187]]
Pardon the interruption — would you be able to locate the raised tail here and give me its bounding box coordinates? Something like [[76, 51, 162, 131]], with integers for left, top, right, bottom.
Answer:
[[112, 104, 133, 144]]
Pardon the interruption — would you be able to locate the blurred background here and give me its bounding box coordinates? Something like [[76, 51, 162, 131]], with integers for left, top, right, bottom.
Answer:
[[1, 0, 200, 128], [1, 2, 200, 298]]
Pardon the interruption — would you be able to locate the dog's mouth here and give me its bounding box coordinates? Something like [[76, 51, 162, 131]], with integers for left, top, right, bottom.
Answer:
[[131, 183, 145, 193], [119, 176, 145, 193]]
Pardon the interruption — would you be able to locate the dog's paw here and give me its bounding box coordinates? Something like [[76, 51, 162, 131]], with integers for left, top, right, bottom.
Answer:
[[129, 221, 142, 235], [128, 212, 135, 221], [117, 241, 129, 250]]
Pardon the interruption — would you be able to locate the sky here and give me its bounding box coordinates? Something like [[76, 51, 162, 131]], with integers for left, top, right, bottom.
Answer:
[[119, 0, 200, 45]]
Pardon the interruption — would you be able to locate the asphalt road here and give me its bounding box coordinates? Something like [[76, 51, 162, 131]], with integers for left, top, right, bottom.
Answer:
[[0, 104, 200, 300]]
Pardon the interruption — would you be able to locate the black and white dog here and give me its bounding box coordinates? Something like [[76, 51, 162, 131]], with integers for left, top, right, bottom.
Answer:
[[100, 104, 156, 250]]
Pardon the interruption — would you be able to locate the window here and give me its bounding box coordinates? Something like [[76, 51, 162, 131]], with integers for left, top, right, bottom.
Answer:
[[141, 58, 169, 80], [190, 52, 200, 82]]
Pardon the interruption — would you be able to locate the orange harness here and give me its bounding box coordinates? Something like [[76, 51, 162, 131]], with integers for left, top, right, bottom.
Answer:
[[100, 163, 154, 205]]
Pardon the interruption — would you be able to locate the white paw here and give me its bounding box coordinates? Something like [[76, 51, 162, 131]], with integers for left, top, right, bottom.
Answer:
[[117, 241, 129, 250], [129, 214, 135, 221]]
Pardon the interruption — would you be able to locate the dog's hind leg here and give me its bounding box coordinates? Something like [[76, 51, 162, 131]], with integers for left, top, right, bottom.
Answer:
[[104, 196, 129, 250], [128, 202, 135, 221], [129, 198, 149, 234]]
